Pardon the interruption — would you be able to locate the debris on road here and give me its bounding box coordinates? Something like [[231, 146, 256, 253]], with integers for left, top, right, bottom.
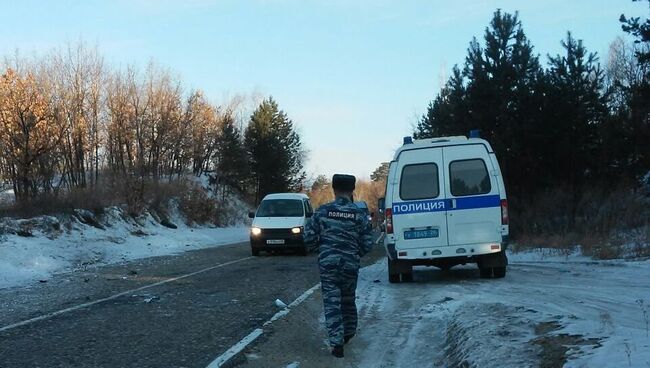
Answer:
[[144, 296, 160, 303], [275, 299, 288, 309]]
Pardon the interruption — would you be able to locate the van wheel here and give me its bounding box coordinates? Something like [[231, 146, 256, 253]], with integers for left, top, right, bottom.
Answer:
[[479, 267, 493, 279], [388, 259, 400, 283], [299, 248, 308, 256], [401, 272, 413, 282], [493, 267, 506, 278], [252, 248, 260, 256]]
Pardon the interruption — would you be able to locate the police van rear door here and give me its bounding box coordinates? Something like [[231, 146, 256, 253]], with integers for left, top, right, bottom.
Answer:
[[443, 144, 502, 246], [392, 148, 448, 249]]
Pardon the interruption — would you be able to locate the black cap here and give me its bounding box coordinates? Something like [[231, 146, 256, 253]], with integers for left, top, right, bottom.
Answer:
[[332, 174, 356, 192]]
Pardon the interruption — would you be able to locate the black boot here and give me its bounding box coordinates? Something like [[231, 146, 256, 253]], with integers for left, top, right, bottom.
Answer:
[[331, 345, 344, 358], [344, 334, 355, 344]]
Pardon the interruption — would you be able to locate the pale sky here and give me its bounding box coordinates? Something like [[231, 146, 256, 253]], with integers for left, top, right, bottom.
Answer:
[[1, 0, 646, 180]]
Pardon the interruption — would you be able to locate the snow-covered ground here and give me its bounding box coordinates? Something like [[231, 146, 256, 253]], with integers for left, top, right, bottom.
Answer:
[[0, 206, 249, 290], [345, 250, 650, 367]]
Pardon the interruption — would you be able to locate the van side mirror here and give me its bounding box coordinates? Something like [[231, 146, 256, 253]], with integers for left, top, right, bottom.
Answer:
[[248, 211, 255, 219], [305, 212, 313, 218]]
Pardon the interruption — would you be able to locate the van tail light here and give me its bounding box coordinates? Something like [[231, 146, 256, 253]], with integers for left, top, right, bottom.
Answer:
[[501, 199, 509, 225], [385, 208, 394, 234]]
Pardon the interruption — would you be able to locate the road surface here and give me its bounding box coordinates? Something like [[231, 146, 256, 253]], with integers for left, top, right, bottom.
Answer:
[[2, 240, 649, 367]]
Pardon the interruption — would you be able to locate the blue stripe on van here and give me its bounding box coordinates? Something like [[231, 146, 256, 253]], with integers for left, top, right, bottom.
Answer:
[[454, 194, 501, 210], [392, 194, 501, 215]]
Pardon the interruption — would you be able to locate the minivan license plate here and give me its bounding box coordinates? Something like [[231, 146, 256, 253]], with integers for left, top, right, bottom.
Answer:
[[404, 229, 439, 240], [266, 239, 285, 245]]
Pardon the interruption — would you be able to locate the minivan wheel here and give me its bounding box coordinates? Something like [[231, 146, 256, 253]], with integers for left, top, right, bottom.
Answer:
[[388, 259, 400, 283], [479, 267, 493, 279], [493, 267, 506, 278], [299, 247, 308, 256], [252, 248, 260, 256], [401, 272, 414, 282]]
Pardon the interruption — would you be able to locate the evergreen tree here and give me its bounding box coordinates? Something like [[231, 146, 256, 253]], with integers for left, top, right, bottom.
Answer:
[[371, 162, 390, 182], [245, 97, 306, 203], [416, 10, 546, 199], [620, 0, 650, 65], [414, 66, 467, 139], [546, 33, 607, 222], [464, 10, 546, 198], [214, 114, 249, 192], [618, 0, 650, 181]]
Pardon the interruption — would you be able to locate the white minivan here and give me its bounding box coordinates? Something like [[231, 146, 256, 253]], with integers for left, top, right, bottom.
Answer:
[[382, 135, 509, 282], [249, 193, 314, 256]]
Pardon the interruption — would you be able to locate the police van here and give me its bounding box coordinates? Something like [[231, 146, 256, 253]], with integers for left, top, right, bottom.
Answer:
[[382, 135, 509, 282]]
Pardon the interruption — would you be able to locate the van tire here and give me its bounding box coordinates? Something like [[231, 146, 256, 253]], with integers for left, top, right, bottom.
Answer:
[[299, 247, 308, 256], [388, 259, 400, 283], [252, 248, 260, 256], [479, 267, 493, 279], [401, 272, 413, 282], [493, 267, 506, 278]]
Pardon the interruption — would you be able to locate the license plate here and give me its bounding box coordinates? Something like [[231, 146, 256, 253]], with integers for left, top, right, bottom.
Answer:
[[404, 229, 439, 240], [266, 239, 285, 245]]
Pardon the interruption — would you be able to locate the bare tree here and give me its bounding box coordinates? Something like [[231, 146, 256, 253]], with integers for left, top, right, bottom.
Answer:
[[0, 66, 63, 201]]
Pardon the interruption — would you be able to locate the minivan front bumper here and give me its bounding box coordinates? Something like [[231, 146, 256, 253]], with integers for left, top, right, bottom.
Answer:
[[250, 228, 306, 251]]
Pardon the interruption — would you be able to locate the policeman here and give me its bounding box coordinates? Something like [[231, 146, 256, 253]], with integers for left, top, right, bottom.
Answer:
[[304, 174, 374, 358]]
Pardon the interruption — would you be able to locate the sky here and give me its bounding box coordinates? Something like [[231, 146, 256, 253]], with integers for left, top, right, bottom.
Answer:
[[0, 0, 647, 180]]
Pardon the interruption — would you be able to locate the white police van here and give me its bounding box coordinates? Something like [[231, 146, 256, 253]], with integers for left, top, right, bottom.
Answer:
[[382, 135, 509, 282]]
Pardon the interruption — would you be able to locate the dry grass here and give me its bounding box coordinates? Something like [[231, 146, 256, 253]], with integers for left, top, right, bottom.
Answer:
[[0, 185, 120, 218], [178, 182, 220, 225], [512, 185, 649, 259], [0, 175, 245, 226]]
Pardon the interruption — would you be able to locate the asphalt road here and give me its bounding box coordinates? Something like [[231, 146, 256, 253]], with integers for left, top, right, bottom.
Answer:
[[0, 238, 384, 368]]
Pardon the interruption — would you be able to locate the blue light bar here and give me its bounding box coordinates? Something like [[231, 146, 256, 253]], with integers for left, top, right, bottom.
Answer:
[[403, 136, 413, 145]]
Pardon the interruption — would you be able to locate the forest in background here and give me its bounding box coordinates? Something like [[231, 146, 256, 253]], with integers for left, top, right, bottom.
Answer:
[[413, 4, 649, 255], [0, 47, 305, 224]]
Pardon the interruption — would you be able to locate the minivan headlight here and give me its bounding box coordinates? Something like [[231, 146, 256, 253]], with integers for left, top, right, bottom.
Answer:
[[251, 227, 262, 236], [291, 227, 302, 234]]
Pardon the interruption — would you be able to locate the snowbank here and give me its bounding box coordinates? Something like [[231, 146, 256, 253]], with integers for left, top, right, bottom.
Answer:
[[348, 251, 650, 367], [0, 206, 249, 290]]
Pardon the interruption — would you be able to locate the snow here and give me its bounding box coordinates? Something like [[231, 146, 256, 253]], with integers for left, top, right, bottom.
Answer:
[[0, 207, 249, 290], [0, 188, 14, 205], [0, 176, 253, 290], [345, 249, 650, 367]]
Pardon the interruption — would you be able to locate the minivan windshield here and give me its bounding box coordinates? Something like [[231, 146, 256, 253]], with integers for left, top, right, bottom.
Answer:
[[256, 199, 305, 217]]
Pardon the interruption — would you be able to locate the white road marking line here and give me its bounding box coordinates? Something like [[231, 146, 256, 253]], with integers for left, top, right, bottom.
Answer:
[[207, 283, 322, 368], [0, 256, 254, 333], [206, 328, 264, 368], [208, 236, 384, 367], [375, 233, 385, 245]]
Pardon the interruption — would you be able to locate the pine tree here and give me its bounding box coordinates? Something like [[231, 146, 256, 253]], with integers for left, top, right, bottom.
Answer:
[[620, 0, 650, 65], [547, 32, 607, 223], [215, 114, 249, 193], [416, 10, 546, 199], [414, 66, 468, 139], [244, 97, 306, 203], [371, 162, 390, 182], [619, 0, 650, 181]]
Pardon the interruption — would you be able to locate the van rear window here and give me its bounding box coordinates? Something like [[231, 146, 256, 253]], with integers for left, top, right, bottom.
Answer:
[[400, 163, 439, 200], [449, 159, 491, 196]]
